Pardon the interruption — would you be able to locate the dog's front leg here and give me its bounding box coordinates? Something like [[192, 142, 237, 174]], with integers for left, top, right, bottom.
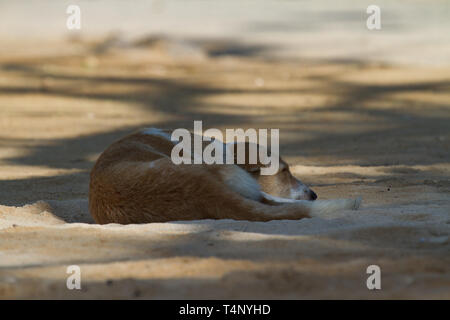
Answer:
[[260, 191, 300, 205], [260, 191, 362, 215]]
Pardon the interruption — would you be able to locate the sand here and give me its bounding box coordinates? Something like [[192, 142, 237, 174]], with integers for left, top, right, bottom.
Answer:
[[0, 1, 449, 298]]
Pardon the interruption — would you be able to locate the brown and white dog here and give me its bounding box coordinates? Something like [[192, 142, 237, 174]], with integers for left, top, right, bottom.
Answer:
[[89, 128, 361, 224]]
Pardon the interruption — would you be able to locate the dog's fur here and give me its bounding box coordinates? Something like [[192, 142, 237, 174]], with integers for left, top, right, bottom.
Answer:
[[89, 128, 361, 224]]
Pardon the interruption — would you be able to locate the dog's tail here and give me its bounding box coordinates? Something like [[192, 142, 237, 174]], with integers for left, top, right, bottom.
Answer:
[[308, 197, 362, 217]]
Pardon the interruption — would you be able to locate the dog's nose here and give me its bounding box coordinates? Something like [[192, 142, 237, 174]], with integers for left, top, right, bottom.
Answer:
[[309, 190, 318, 200]]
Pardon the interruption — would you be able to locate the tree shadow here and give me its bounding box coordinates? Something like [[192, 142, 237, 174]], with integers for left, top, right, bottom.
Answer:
[[0, 47, 449, 212], [2, 215, 448, 298]]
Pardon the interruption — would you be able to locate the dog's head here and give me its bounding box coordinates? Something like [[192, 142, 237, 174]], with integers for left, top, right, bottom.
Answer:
[[231, 142, 317, 201], [244, 159, 317, 201]]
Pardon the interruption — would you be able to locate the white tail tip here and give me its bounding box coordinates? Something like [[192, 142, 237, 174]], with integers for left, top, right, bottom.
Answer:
[[310, 197, 362, 216]]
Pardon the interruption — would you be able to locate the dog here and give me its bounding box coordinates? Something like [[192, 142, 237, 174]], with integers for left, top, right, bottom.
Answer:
[[89, 128, 361, 224]]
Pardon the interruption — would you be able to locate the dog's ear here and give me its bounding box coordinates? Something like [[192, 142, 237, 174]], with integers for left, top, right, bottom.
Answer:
[[228, 141, 262, 164]]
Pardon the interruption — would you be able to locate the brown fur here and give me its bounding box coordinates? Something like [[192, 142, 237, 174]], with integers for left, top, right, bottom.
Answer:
[[89, 129, 359, 224]]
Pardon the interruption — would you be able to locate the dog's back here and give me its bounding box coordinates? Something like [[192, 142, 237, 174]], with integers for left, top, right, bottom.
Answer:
[[89, 128, 360, 224]]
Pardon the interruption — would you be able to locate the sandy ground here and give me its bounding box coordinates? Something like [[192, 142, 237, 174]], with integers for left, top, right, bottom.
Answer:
[[0, 1, 449, 299], [0, 38, 448, 299]]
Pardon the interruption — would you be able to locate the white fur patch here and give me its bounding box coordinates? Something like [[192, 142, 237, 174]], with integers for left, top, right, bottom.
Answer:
[[261, 191, 299, 203], [141, 128, 171, 140], [289, 186, 309, 199], [220, 165, 262, 201], [261, 192, 362, 216], [309, 197, 362, 217]]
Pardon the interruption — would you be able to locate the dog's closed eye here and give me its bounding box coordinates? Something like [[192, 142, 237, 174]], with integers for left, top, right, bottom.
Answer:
[[248, 167, 261, 174]]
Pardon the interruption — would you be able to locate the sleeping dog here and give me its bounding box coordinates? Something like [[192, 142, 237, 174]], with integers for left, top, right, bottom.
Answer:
[[89, 128, 360, 224]]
